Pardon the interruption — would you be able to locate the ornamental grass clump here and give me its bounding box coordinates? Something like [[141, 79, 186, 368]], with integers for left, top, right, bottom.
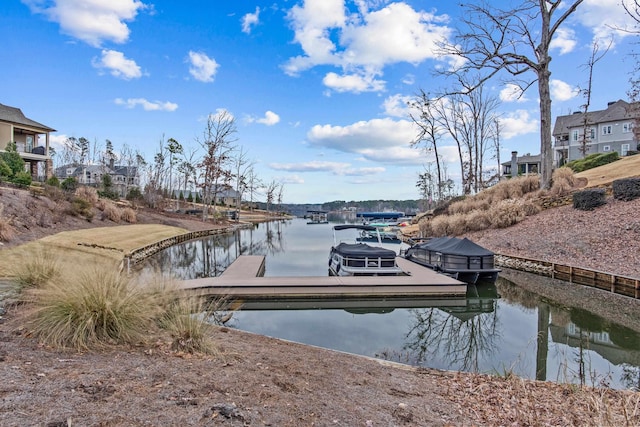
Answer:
[[101, 202, 121, 222], [0, 203, 14, 242], [121, 207, 137, 223], [26, 268, 163, 350], [12, 248, 61, 290], [159, 295, 224, 355]]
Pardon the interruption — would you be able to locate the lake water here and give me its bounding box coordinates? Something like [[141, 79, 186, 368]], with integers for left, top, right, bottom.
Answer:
[[142, 218, 640, 390]]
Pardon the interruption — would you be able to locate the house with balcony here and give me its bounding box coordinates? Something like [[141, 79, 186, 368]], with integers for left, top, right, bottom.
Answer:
[[0, 103, 55, 180], [553, 100, 639, 166], [54, 161, 139, 198], [501, 151, 541, 178]]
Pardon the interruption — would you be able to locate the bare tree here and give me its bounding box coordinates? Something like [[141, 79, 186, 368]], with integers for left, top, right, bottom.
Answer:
[[409, 91, 445, 200], [441, 0, 584, 189], [265, 179, 279, 214], [245, 166, 262, 211], [196, 110, 237, 221], [578, 41, 610, 158], [231, 146, 253, 222], [166, 138, 183, 199]]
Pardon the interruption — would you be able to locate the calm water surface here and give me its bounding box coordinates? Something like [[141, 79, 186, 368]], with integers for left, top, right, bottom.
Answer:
[[143, 218, 640, 390]]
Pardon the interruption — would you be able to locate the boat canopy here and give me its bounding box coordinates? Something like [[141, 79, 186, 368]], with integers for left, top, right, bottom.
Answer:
[[334, 242, 397, 258], [333, 224, 377, 232], [356, 212, 404, 219], [415, 237, 495, 256]]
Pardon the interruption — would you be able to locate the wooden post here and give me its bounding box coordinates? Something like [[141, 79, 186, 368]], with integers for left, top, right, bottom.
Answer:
[[611, 274, 616, 294], [569, 266, 573, 284]]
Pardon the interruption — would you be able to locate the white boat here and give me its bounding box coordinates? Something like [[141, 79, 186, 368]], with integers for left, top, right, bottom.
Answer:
[[328, 224, 405, 276]]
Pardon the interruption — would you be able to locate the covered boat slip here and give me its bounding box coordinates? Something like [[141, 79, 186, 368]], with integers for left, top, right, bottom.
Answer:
[[179, 255, 467, 299], [405, 236, 501, 284]]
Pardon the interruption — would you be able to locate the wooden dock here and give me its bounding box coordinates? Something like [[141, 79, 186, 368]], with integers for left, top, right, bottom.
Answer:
[[179, 255, 467, 299]]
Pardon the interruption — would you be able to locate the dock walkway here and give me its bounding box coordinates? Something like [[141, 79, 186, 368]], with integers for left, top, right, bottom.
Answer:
[[179, 255, 466, 299]]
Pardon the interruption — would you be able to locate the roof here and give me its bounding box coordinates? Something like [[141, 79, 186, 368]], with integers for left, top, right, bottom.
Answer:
[[0, 103, 56, 132], [501, 153, 541, 166], [553, 100, 638, 136]]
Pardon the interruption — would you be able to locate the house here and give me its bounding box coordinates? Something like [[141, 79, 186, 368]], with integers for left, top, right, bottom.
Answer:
[[553, 100, 639, 166], [172, 186, 241, 206], [0, 103, 55, 180], [55, 161, 139, 198], [501, 151, 541, 178]]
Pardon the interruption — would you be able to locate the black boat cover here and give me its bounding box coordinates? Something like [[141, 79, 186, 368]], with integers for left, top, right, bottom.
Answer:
[[333, 224, 377, 232], [333, 242, 397, 258], [413, 237, 494, 256]]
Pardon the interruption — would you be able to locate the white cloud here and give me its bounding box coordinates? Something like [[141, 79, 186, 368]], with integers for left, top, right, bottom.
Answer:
[[23, 0, 145, 47], [577, 0, 637, 45], [322, 72, 385, 93], [187, 51, 219, 82], [306, 117, 423, 164], [284, 1, 452, 93], [499, 84, 528, 103], [246, 110, 280, 126], [269, 160, 385, 176], [49, 133, 68, 150], [92, 49, 142, 80], [242, 7, 260, 34], [114, 98, 178, 111], [550, 27, 577, 55], [382, 94, 412, 117], [499, 110, 538, 139], [550, 79, 580, 102]]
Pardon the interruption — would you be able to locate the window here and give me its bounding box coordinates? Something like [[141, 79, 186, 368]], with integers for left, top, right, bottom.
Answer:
[[603, 145, 611, 152], [623, 123, 633, 133], [622, 144, 630, 156], [602, 125, 612, 135], [590, 128, 596, 140], [572, 130, 579, 141]]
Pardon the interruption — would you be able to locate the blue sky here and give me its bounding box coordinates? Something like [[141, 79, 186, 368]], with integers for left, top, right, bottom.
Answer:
[[2, 0, 638, 204]]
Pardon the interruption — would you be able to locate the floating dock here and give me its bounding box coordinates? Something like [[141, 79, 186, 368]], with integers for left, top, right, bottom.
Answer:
[[179, 255, 467, 299]]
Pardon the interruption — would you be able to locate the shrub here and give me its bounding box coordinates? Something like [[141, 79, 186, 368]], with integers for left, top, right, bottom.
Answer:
[[45, 176, 60, 187], [488, 199, 528, 228], [121, 207, 137, 223], [612, 178, 640, 201], [61, 177, 78, 192], [69, 197, 94, 221], [0, 203, 14, 242], [418, 217, 434, 237], [465, 209, 492, 232], [12, 171, 32, 187], [75, 186, 99, 205], [101, 202, 121, 222], [448, 213, 468, 236], [26, 269, 163, 350], [566, 152, 619, 173], [430, 215, 452, 236], [573, 188, 606, 211], [43, 184, 66, 202]]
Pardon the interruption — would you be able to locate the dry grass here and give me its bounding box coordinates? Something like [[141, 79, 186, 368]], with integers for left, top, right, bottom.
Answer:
[[11, 248, 61, 290], [0, 203, 14, 242], [24, 267, 165, 350], [577, 154, 640, 187]]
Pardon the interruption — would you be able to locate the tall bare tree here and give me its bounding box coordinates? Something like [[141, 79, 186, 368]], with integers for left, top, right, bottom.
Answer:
[[578, 41, 610, 157], [231, 146, 253, 222], [440, 0, 584, 189], [196, 110, 237, 221]]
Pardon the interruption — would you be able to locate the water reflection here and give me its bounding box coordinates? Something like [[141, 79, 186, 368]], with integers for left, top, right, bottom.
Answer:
[[141, 218, 640, 390]]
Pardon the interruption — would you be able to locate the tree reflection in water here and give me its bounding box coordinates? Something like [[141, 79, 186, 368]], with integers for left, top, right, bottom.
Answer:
[[403, 288, 500, 373]]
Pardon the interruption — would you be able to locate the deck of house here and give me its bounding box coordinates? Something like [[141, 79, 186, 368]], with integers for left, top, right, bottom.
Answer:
[[178, 255, 467, 299]]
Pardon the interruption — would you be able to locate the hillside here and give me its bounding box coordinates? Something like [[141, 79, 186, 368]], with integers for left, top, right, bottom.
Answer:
[[576, 154, 640, 187]]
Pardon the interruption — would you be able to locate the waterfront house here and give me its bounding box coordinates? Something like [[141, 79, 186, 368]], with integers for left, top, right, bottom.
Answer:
[[55, 161, 139, 198], [553, 100, 639, 166], [0, 103, 55, 180], [501, 151, 541, 178]]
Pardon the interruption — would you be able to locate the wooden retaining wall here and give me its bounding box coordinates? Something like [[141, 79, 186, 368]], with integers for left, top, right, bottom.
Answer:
[[496, 254, 640, 300]]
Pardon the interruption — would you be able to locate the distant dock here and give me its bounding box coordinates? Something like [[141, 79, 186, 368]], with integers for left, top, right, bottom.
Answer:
[[179, 255, 467, 299]]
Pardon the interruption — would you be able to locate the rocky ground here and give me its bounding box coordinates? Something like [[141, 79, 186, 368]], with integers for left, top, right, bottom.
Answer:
[[1, 185, 640, 426]]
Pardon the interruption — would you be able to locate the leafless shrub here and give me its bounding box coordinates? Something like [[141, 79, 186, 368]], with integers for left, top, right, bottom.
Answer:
[[431, 215, 452, 236], [43, 185, 66, 202], [96, 199, 107, 211], [466, 209, 492, 232], [121, 207, 137, 223], [102, 202, 121, 222], [75, 186, 99, 206], [549, 167, 576, 197], [489, 199, 528, 228], [418, 218, 434, 237], [0, 203, 15, 242], [448, 213, 468, 236]]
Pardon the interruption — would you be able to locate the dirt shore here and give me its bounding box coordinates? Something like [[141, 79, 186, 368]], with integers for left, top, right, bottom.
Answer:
[[1, 187, 640, 426]]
